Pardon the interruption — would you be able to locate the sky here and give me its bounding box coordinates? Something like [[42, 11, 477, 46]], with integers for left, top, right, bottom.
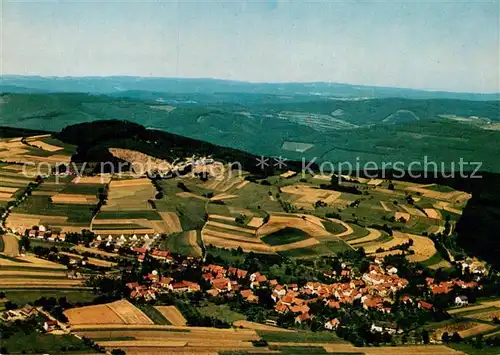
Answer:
[[1, 0, 499, 93]]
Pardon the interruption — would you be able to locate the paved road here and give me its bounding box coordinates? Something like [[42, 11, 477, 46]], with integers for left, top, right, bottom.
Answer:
[[1, 233, 20, 256]]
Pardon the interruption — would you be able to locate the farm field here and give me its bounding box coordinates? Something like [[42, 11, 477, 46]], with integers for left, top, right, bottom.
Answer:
[[64, 300, 153, 325], [4, 289, 96, 305], [448, 300, 500, 315], [161, 230, 202, 256], [154, 306, 187, 326]]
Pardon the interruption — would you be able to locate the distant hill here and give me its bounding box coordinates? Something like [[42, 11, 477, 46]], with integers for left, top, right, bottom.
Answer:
[[1, 92, 500, 172], [1, 75, 499, 101]]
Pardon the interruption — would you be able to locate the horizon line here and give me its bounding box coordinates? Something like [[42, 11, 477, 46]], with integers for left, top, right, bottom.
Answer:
[[2, 74, 499, 96]]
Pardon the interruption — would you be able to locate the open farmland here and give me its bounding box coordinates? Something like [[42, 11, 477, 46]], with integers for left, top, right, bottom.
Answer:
[[162, 229, 202, 256], [280, 184, 341, 210], [154, 306, 187, 326], [93, 177, 180, 235], [65, 300, 153, 325]]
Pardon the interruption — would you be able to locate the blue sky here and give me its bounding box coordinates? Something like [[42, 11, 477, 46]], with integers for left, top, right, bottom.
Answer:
[[1, 0, 499, 93]]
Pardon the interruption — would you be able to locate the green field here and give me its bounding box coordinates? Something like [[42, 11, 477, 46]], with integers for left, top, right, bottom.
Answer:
[[137, 304, 171, 325], [60, 183, 103, 195], [5, 289, 96, 305], [197, 302, 246, 323], [278, 244, 333, 258], [261, 227, 311, 246], [0, 332, 94, 354], [161, 231, 202, 257], [321, 220, 348, 234], [256, 330, 346, 343], [95, 210, 163, 220], [13, 195, 95, 223], [324, 239, 352, 254]]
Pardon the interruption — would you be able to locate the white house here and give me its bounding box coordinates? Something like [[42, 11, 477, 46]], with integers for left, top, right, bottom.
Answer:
[[324, 318, 340, 331], [455, 295, 469, 307]]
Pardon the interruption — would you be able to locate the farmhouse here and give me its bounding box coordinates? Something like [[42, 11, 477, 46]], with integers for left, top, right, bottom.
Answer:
[[43, 320, 58, 332], [324, 318, 340, 331], [455, 295, 469, 307]]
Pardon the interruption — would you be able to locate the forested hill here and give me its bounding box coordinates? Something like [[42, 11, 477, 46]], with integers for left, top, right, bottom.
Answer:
[[55, 120, 307, 175]]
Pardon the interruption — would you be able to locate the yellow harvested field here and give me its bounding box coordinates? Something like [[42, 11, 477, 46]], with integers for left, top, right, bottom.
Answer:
[[202, 228, 262, 244], [30, 140, 63, 152], [0, 254, 67, 270], [154, 306, 187, 326], [0, 233, 19, 257], [72, 175, 112, 184], [327, 218, 354, 238], [0, 186, 19, 193], [0, 278, 83, 287], [158, 211, 183, 233], [52, 193, 99, 204], [280, 184, 341, 209], [210, 193, 238, 201], [76, 325, 261, 353], [0, 176, 34, 185], [367, 179, 384, 186], [22, 154, 72, 164], [365, 231, 436, 262], [0, 270, 67, 277], [92, 228, 156, 235], [280, 170, 297, 178], [459, 323, 496, 338], [25, 134, 52, 140], [395, 212, 411, 222], [108, 300, 154, 325], [433, 202, 463, 215], [348, 345, 464, 355], [206, 220, 255, 235], [247, 217, 264, 228], [109, 178, 153, 187], [208, 214, 235, 222], [203, 232, 274, 254], [349, 228, 381, 245], [257, 214, 330, 238], [234, 180, 249, 189], [58, 252, 117, 267], [176, 192, 207, 200], [66, 300, 153, 326], [312, 174, 332, 181], [448, 300, 500, 315], [424, 208, 442, 219], [406, 185, 472, 203]]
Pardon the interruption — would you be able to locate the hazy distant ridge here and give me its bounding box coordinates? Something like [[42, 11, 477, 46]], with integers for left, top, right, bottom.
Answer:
[[1, 76, 498, 101]]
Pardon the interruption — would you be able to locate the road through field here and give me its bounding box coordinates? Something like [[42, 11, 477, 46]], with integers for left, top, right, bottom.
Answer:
[[1, 233, 20, 256]]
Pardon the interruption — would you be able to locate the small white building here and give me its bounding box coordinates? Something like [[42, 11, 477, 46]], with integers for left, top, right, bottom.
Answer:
[[324, 318, 340, 331], [455, 295, 469, 307]]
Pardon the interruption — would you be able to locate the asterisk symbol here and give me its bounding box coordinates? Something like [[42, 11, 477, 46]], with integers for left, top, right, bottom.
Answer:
[[256, 156, 269, 169], [273, 156, 288, 169]]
